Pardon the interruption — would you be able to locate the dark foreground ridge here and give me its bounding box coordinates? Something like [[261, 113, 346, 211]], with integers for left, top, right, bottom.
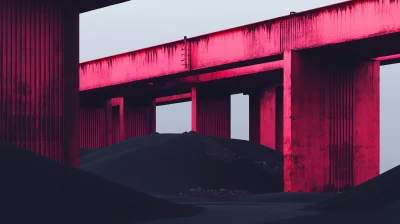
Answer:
[[269, 164, 400, 224], [81, 133, 284, 196], [0, 141, 203, 224], [307, 163, 400, 213]]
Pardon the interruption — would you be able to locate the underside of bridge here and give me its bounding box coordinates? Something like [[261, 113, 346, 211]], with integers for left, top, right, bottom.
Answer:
[[79, 43, 380, 193], [0, 0, 129, 167], [1, 0, 383, 192]]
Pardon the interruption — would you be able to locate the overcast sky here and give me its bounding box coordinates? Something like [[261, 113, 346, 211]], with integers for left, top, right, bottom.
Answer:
[[79, 0, 399, 173]]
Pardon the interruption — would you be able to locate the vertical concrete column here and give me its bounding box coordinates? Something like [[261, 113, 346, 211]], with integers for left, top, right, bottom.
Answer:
[[191, 86, 231, 138], [106, 100, 113, 146], [124, 97, 156, 139], [0, 0, 79, 166], [275, 86, 284, 153], [249, 86, 277, 150], [283, 51, 379, 192], [79, 99, 107, 148], [106, 97, 125, 145]]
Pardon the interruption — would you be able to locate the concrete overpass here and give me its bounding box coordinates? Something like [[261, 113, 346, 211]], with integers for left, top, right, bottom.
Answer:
[[79, 0, 400, 192]]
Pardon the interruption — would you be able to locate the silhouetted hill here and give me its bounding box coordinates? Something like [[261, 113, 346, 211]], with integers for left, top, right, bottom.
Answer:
[[81, 133, 284, 196], [0, 141, 203, 224], [271, 164, 400, 224], [306, 164, 400, 213], [80, 134, 179, 166]]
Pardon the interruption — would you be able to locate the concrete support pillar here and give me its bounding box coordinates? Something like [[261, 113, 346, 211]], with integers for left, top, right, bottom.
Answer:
[[191, 86, 231, 138], [124, 97, 156, 139], [283, 51, 379, 192], [0, 1, 79, 166], [80, 97, 155, 147], [80, 100, 107, 148], [106, 97, 125, 145], [249, 86, 283, 152], [276, 86, 284, 153]]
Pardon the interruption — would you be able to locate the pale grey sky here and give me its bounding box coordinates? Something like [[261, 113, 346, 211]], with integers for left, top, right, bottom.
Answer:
[[79, 0, 399, 173]]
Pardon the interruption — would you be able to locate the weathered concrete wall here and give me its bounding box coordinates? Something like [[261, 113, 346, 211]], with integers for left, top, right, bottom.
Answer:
[[283, 51, 379, 192], [191, 87, 230, 138], [249, 86, 280, 150], [124, 97, 156, 139], [80, 104, 108, 148], [80, 96, 156, 148], [0, 0, 79, 166]]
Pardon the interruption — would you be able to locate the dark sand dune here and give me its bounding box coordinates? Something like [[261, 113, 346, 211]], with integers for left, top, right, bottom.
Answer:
[[81, 133, 283, 196], [0, 141, 203, 224], [80, 147, 102, 158], [268, 164, 400, 224], [160, 192, 336, 204], [306, 164, 400, 213], [232, 192, 336, 203], [80, 134, 179, 166]]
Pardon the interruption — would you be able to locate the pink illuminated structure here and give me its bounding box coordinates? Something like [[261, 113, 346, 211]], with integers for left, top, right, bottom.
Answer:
[[0, 0, 129, 167], [79, 0, 392, 192], [0, 0, 391, 192]]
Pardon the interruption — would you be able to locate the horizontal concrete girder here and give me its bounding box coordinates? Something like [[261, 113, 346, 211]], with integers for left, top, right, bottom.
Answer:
[[178, 60, 283, 83], [156, 93, 191, 106], [80, 0, 400, 91], [73, 0, 130, 13]]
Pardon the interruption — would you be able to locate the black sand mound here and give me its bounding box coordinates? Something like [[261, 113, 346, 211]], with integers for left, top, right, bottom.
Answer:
[[80, 147, 102, 157], [80, 133, 179, 166], [233, 192, 336, 203], [270, 200, 400, 224], [305, 164, 400, 213], [0, 141, 203, 224], [81, 133, 283, 196], [268, 165, 400, 224]]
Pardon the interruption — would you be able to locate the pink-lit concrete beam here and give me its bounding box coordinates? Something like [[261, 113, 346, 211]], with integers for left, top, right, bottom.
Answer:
[[179, 61, 283, 83], [154, 62, 283, 107], [283, 51, 379, 192], [375, 54, 400, 65], [79, 0, 130, 13], [80, 0, 400, 91], [156, 93, 191, 106]]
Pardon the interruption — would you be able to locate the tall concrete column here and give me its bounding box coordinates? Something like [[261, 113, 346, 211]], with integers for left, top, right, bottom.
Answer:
[[283, 51, 379, 192], [0, 0, 79, 166], [249, 86, 283, 151], [106, 97, 125, 145], [80, 99, 107, 148], [191, 86, 231, 138], [124, 97, 156, 139]]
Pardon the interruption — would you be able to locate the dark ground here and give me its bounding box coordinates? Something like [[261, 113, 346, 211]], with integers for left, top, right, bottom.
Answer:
[[0, 141, 203, 224], [138, 164, 400, 224], [80, 133, 284, 196], [79, 133, 400, 224], [3, 132, 399, 223]]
